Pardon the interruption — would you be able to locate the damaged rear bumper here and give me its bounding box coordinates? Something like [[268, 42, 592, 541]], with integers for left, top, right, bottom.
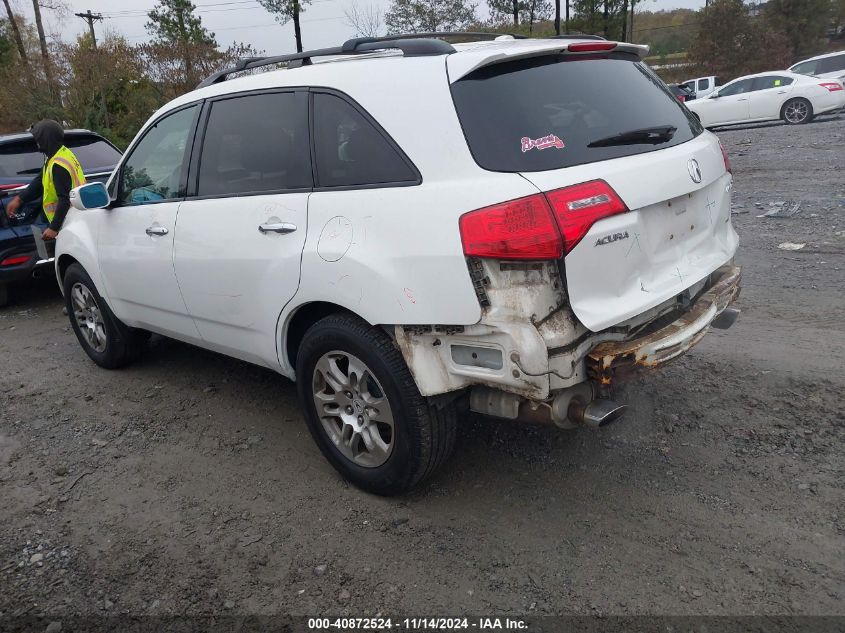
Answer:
[[585, 264, 741, 386]]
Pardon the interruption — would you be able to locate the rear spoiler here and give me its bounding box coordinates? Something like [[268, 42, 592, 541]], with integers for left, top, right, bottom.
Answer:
[[447, 40, 650, 82]]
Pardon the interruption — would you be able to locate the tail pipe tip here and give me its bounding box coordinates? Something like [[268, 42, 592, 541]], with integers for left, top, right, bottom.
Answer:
[[568, 398, 629, 429]]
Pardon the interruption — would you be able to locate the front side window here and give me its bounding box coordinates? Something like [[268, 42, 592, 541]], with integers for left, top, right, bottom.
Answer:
[[718, 79, 753, 97], [790, 60, 819, 76], [751, 75, 794, 91], [120, 105, 197, 205], [197, 92, 311, 196], [312, 93, 418, 188]]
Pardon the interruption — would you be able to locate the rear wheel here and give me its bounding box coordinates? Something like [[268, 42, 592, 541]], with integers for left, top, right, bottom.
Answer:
[[782, 98, 813, 125], [296, 313, 457, 495], [63, 263, 146, 369]]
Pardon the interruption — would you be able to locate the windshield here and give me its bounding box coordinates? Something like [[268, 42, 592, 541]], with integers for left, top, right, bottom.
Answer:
[[0, 135, 120, 179], [450, 54, 702, 173]]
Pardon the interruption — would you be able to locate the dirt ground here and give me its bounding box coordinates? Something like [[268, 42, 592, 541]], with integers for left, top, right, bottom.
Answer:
[[1, 114, 843, 623]]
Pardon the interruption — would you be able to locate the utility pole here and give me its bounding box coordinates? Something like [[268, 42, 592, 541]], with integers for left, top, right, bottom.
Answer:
[[74, 10, 103, 50]]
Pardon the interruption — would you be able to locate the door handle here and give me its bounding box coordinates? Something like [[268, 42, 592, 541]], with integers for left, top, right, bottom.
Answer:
[[738, 98, 749, 101], [777, 90, 787, 94], [145, 226, 168, 236], [258, 222, 297, 234]]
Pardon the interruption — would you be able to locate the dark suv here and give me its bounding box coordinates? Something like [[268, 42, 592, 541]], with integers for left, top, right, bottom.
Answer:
[[0, 129, 121, 306]]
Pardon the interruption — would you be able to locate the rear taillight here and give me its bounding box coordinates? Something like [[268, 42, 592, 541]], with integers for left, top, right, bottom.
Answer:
[[0, 184, 25, 191], [567, 42, 617, 53], [719, 141, 732, 174], [677, 94, 686, 102], [460, 180, 628, 260], [545, 180, 628, 254], [459, 194, 563, 260], [819, 82, 844, 92], [1, 255, 31, 267]]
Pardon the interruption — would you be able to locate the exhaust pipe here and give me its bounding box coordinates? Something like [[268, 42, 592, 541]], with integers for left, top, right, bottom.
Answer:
[[567, 398, 628, 429]]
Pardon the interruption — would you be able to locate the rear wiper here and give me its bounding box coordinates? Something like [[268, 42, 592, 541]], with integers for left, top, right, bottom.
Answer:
[[588, 125, 677, 148]]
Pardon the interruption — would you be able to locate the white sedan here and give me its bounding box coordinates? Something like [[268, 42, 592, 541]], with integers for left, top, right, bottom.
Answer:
[[685, 71, 845, 128]]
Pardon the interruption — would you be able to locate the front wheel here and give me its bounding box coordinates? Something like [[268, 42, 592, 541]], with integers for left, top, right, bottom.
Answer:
[[782, 98, 813, 125], [63, 263, 146, 369], [296, 313, 457, 495]]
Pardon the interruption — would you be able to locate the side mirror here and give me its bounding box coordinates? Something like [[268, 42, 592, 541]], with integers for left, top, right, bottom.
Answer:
[[70, 182, 110, 210], [709, 92, 720, 99]]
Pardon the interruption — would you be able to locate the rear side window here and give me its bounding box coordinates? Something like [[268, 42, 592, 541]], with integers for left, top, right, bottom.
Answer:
[[698, 78, 709, 90], [64, 136, 121, 172], [0, 141, 42, 179], [197, 92, 311, 196], [818, 54, 845, 73], [751, 75, 793, 91], [312, 93, 418, 188], [450, 55, 702, 173]]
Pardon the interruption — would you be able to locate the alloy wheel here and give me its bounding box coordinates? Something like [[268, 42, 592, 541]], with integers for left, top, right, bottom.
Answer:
[[312, 351, 395, 468], [71, 282, 107, 353], [784, 101, 809, 124]]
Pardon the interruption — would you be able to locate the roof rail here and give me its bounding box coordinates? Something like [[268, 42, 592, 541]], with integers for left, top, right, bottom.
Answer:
[[346, 32, 527, 47], [197, 37, 456, 89], [550, 34, 607, 40]]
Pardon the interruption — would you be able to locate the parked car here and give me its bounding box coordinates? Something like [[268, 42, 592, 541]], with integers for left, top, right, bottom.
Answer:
[[685, 71, 845, 128], [58, 35, 741, 494], [682, 75, 720, 99], [0, 129, 121, 306], [668, 83, 695, 103], [788, 50, 845, 83]]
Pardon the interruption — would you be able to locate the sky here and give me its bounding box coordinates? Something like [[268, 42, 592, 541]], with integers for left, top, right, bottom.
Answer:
[[10, 0, 707, 56]]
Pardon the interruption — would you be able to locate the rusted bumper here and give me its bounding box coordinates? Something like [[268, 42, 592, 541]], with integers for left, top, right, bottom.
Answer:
[[585, 265, 741, 385]]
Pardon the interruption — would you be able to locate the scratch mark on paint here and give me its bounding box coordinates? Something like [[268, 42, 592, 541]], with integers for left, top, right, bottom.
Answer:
[[625, 231, 642, 258], [403, 288, 417, 304], [674, 267, 685, 284], [396, 298, 405, 312]]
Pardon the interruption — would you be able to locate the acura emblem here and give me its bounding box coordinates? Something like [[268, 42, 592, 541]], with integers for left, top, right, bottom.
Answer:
[[688, 158, 702, 183]]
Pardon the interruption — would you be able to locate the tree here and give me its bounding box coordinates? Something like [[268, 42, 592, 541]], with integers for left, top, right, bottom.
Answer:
[[689, 0, 791, 81], [257, 0, 312, 53], [763, 0, 829, 60], [2, 0, 26, 62], [147, 0, 216, 88], [385, 0, 477, 33], [488, 0, 552, 29], [344, 0, 383, 37]]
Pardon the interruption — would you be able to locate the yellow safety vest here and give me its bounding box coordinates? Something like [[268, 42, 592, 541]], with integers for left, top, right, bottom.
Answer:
[[42, 145, 86, 222]]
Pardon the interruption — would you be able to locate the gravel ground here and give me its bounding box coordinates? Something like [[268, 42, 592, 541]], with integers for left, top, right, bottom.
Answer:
[[1, 113, 843, 624]]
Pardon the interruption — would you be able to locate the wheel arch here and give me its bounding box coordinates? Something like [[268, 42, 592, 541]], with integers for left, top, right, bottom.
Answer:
[[281, 301, 364, 375]]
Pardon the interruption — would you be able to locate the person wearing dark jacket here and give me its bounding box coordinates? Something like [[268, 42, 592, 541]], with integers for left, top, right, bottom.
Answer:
[[4, 120, 86, 240]]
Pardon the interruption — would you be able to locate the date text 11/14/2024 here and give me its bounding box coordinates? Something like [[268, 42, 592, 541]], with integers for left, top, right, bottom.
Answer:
[[307, 617, 529, 630]]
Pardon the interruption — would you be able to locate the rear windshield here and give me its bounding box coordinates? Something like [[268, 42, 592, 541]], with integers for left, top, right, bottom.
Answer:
[[0, 135, 120, 179], [451, 54, 702, 172]]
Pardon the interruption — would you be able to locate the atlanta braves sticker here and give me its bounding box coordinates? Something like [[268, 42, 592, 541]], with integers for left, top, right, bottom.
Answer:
[[521, 134, 565, 153]]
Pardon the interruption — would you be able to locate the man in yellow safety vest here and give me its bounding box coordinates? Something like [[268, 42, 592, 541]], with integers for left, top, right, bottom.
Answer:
[[4, 120, 86, 240]]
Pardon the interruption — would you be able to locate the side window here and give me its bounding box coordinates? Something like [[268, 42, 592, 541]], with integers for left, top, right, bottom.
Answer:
[[790, 60, 818, 76], [751, 75, 793, 91], [313, 93, 417, 188], [683, 81, 695, 92], [197, 92, 310, 196], [818, 55, 845, 73], [718, 79, 753, 97], [698, 78, 709, 91], [121, 105, 197, 205]]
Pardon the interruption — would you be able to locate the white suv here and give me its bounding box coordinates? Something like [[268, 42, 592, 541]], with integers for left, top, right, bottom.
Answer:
[[60, 35, 741, 494]]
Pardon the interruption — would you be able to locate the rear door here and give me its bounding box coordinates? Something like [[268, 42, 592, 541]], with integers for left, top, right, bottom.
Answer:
[[173, 90, 311, 367], [450, 53, 738, 332], [748, 75, 794, 119]]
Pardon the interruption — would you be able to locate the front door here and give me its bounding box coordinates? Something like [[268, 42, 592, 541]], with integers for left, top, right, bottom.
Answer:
[[705, 78, 753, 125], [98, 104, 201, 340], [174, 91, 311, 367]]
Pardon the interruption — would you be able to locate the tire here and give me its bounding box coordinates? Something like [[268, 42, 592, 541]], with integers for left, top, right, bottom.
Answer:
[[781, 98, 813, 125], [0, 283, 8, 308], [62, 263, 146, 369], [296, 313, 457, 495]]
